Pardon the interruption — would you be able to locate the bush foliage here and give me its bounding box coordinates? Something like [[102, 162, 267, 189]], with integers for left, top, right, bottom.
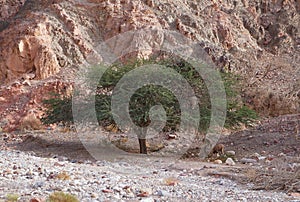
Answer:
[[47, 192, 79, 202], [42, 58, 257, 131]]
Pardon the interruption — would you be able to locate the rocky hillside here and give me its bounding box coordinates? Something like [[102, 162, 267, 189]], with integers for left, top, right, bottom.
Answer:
[[0, 0, 299, 131]]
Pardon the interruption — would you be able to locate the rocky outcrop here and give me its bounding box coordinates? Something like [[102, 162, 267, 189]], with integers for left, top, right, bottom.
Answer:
[[0, 79, 73, 131], [0, 0, 299, 130], [0, 0, 26, 21]]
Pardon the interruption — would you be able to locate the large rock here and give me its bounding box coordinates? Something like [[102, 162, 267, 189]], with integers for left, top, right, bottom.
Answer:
[[0, 0, 299, 130]]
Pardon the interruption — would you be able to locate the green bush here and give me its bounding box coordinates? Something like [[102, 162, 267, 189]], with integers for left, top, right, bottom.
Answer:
[[42, 58, 257, 131], [85, 58, 212, 132], [221, 72, 258, 127], [41, 93, 73, 125]]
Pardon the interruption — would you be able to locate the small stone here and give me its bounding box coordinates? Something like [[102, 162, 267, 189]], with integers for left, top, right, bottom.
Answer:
[[140, 197, 154, 202], [139, 188, 153, 196], [225, 150, 236, 156], [57, 156, 68, 162], [163, 177, 178, 186], [102, 189, 113, 193], [167, 134, 177, 139], [32, 181, 44, 188], [225, 158, 235, 166], [240, 158, 257, 164], [125, 191, 135, 198], [112, 194, 121, 200], [252, 153, 261, 158], [257, 156, 266, 161], [214, 159, 223, 164], [90, 192, 98, 198], [30, 198, 44, 202], [156, 190, 172, 197], [265, 159, 272, 164], [54, 162, 64, 167], [289, 192, 300, 198], [137, 191, 150, 197]]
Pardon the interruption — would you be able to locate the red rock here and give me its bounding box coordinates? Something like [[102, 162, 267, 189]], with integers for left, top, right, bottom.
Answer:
[[137, 191, 150, 197], [30, 198, 45, 202], [102, 189, 113, 193], [289, 192, 300, 198]]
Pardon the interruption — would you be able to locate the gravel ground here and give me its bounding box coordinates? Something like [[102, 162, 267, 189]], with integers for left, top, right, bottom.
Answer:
[[0, 149, 298, 202]]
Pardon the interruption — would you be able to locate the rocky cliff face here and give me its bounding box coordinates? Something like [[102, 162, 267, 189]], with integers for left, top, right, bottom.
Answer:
[[0, 0, 299, 131]]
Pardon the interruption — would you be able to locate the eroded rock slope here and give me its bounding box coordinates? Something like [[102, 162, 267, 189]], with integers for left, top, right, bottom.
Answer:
[[0, 0, 299, 130]]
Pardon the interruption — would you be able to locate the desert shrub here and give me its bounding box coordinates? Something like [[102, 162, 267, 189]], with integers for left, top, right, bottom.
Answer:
[[246, 157, 300, 193], [47, 192, 79, 202], [221, 72, 258, 127], [6, 193, 19, 202], [42, 58, 257, 131], [225, 104, 258, 128], [41, 93, 73, 125]]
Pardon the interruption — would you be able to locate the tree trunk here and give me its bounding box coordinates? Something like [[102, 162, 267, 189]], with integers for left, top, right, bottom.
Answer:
[[136, 127, 147, 154], [138, 138, 147, 154]]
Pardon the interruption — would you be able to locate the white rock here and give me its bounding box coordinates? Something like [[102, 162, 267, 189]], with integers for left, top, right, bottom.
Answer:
[[140, 197, 155, 202], [225, 150, 236, 156], [156, 190, 172, 197], [140, 188, 153, 195], [258, 156, 267, 161], [278, 152, 286, 157], [125, 191, 135, 198], [214, 159, 223, 164], [225, 158, 235, 166], [90, 192, 98, 198], [252, 153, 261, 158]]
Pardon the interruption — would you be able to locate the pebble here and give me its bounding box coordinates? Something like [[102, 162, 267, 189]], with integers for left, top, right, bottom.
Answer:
[[258, 156, 267, 161], [29, 198, 43, 202], [252, 153, 261, 158], [240, 158, 257, 164], [0, 150, 296, 202], [156, 190, 172, 197], [225, 151, 236, 156], [90, 193, 98, 198], [278, 152, 286, 157], [214, 159, 223, 164]]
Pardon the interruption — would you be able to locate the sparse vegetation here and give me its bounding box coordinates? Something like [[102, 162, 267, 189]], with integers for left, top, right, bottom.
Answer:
[[6, 193, 19, 202], [47, 192, 79, 202], [55, 171, 71, 180], [41, 93, 74, 125], [245, 158, 300, 193]]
